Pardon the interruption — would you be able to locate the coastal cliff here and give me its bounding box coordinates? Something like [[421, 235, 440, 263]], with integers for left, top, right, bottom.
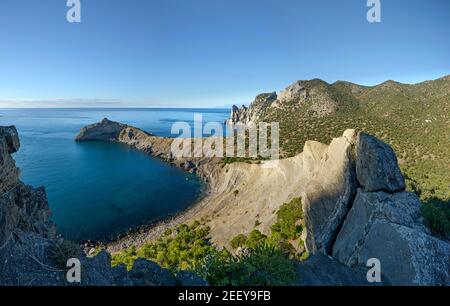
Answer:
[[75, 119, 449, 285], [0, 125, 205, 286]]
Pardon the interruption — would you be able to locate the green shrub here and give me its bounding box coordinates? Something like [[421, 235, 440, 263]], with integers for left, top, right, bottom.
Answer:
[[229, 197, 307, 259], [270, 197, 303, 240], [196, 244, 297, 286], [230, 234, 247, 249], [421, 198, 450, 237], [245, 230, 268, 249], [112, 222, 215, 272]]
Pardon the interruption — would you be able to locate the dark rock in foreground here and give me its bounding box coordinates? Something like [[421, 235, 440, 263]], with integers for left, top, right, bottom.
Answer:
[[296, 254, 387, 286], [355, 132, 405, 192], [333, 190, 450, 285]]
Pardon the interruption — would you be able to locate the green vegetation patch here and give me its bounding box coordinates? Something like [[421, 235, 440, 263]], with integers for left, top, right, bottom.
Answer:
[[112, 220, 298, 285], [229, 198, 308, 260]]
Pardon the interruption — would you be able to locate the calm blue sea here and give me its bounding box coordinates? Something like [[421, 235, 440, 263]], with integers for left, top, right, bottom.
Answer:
[[0, 108, 229, 242]]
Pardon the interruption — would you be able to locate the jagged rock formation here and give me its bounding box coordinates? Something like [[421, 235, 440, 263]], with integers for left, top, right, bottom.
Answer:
[[0, 125, 206, 286], [227, 79, 340, 126], [355, 133, 405, 192], [332, 190, 449, 285], [295, 254, 385, 286], [301, 130, 450, 285], [226, 92, 277, 125]]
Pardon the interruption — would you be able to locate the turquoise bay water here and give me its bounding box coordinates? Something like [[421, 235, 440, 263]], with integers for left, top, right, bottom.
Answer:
[[0, 108, 229, 242]]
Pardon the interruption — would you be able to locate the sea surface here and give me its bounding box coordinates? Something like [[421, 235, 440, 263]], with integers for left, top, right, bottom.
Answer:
[[0, 108, 229, 242]]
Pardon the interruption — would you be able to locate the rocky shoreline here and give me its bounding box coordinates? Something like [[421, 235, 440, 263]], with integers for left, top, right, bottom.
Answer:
[[75, 118, 223, 253]]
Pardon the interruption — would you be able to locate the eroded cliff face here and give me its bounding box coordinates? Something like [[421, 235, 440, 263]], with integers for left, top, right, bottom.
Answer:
[[0, 126, 63, 285], [0, 126, 206, 286]]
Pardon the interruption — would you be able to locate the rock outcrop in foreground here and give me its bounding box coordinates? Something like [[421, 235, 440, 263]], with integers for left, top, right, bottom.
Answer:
[[0, 126, 205, 286], [301, 131, 449, 285]]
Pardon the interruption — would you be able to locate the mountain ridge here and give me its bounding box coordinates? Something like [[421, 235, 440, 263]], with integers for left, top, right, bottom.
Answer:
[[228, 74, 450, 202]]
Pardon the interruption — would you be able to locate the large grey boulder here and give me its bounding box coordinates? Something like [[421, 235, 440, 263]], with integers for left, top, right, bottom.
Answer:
[[296, 254, 386, 286], [355, 132, 405, 192], [302, 131, 357, 254], [332, 189, 450, 285]]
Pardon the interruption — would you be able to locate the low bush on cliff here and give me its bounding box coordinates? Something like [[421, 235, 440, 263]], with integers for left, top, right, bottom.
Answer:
[[229, 198, 308, 260], [230, 234, 247, 249], [195, 244, 297, 286], [421, 198, 450, 238], [271, 197, 304, 240]]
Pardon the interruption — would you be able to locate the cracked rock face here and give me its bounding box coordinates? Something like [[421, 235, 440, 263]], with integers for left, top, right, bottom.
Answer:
[[333, 189, 450, 285], [301, 130, 450, 285], [301, 131, 357, 255]]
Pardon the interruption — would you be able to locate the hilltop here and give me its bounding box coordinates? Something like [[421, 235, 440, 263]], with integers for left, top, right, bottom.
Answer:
[[228, 75, 450, 203]]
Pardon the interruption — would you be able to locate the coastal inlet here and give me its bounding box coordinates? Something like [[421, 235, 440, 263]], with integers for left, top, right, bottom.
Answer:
[[0, 108, 229, 242]]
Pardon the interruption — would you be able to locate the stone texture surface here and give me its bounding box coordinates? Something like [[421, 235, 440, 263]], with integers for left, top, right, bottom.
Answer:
[[301, 131, 357, 254], [355, 132, 405, 192], [332, 189, 450, 285], [299, 129, 449, 285], [0, 126, 21, 194], [296, 254, 386, 286], [226, 92, 277, 125]]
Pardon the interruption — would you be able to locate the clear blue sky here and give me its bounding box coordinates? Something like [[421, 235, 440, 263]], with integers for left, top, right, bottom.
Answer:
[[0, 0, 449, 107]]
